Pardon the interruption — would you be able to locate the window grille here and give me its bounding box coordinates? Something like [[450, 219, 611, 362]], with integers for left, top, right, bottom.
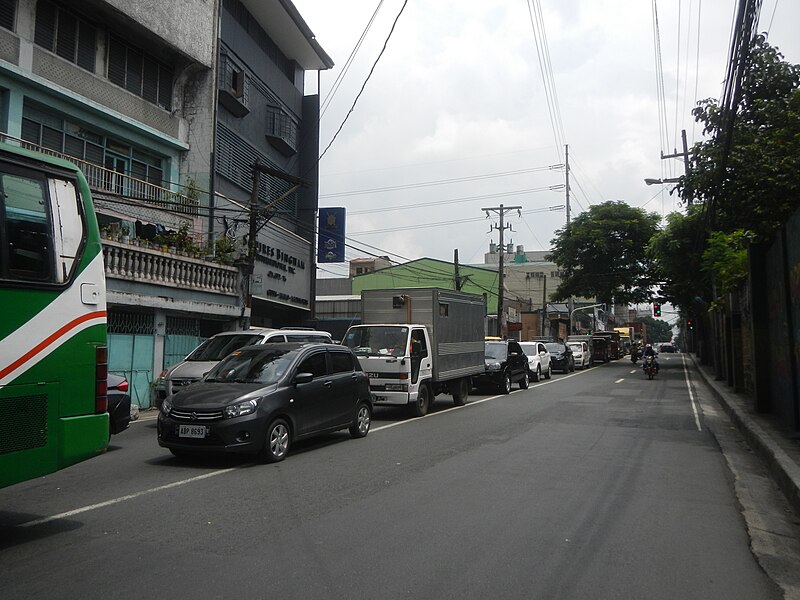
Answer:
[[108, 312, 155, 335], [0, 0, 15, 31], [34, 0, 96, 72], [166, 317, 200, 337], [107, 35, 173, 111]]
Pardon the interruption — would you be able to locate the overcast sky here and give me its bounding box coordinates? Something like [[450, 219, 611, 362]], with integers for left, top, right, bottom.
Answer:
[[291, 0, 799, 276]]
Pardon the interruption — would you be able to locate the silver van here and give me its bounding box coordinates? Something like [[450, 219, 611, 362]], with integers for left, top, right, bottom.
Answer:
[[152, 328, 333, 407]]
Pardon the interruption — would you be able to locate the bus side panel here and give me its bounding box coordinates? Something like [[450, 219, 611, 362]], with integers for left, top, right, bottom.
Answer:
[[0, 325, 107, 488]]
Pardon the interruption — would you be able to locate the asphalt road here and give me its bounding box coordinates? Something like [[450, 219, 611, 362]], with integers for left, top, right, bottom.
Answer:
[[0, 356, 784, 599]]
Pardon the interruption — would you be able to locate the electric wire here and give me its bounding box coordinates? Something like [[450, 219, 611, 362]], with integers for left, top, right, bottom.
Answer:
[[320, 0, 385, 118], [319, 165, 562, 198], [318, 0, 409, 162]]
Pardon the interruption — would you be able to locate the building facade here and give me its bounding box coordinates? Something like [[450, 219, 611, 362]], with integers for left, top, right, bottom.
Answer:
[[0, 0, 331, 407]]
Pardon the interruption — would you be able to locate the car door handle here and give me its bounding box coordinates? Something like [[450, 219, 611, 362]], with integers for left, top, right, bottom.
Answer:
[[324, 380, 333, 387]]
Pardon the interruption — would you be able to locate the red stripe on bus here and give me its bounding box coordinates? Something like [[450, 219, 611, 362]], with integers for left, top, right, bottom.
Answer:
[[0, 311, 107, 381]]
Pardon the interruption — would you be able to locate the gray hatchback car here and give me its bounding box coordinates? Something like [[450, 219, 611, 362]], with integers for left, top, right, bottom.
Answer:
[[157, 343, 372, 462]]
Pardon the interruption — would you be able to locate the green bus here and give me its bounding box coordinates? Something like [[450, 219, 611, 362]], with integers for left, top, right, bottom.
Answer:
[[0, 142, 108, 489]]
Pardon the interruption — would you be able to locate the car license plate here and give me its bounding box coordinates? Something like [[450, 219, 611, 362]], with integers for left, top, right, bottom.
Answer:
[[178, 424, 207, 438]]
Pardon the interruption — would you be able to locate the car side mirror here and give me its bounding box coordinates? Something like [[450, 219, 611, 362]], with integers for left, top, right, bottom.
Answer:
[[294, 372, 314, 384]]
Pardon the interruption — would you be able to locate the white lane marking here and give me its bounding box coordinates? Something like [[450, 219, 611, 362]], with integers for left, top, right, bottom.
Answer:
[[22, 367, 598, 526], [19, 468, 237, 527], [630, 370, 638, 374], [682, 355, 702, 431], [615, 378, 625, 384]]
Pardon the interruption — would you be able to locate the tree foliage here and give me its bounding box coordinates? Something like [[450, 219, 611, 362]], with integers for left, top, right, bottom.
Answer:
[[547, 201, 661, 306], [637, 316, 673, 343], [679, 35, 800, 239]]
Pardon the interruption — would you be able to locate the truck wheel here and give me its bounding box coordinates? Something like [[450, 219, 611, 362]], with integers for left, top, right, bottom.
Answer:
[[452, 378, 470, 406], [410, 385, 431, 417], [519, 370, 529, 390]]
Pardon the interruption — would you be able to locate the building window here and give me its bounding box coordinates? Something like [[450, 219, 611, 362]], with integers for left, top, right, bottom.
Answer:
[[266, 106, 297, 155], [0, 0, 15, 31], [21, 103, 164, 189], [34, 0, 96, 72], [217, 53, 250, 117], [107, 35, 173, 111]]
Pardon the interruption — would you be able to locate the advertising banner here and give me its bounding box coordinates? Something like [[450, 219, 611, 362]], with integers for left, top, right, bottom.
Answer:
[[318, 207, 346, 263]]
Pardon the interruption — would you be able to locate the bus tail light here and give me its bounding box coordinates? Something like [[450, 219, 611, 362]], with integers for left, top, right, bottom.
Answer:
[[95, 346, 108, 414]]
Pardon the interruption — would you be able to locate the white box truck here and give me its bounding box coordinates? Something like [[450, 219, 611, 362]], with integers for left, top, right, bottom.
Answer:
[[342, 289, 486, 417]]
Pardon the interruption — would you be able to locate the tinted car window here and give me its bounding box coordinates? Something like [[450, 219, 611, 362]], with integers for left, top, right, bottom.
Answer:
[[329, 351, 355, 374], [545, 343, 565, 353], [187, 334, 263, 361], [264, 335, 286, 343], [485, 342, 508, 360], [297, 352, 327, 378], [206, 348, 294, 384]]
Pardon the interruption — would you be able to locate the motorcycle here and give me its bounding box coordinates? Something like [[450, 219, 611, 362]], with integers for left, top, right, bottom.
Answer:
[[643, 355, 658, 379], [630, 349, 640, 364]]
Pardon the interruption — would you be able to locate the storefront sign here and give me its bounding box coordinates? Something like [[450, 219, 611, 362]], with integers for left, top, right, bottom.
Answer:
[[318, 207, 346, 263]]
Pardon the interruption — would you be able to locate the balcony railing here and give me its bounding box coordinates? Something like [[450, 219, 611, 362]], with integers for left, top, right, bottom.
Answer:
[[103, 240, 239, 296], [0, 132, 199, 215]]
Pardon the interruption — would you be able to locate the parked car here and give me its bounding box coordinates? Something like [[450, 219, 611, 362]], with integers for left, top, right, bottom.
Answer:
[[157, 343, 372, 462], [152, 328, 334, 408], [106, 373, 132, 436], [475, 340, 529, 393], [519, 341, 552, 382], [546, 342, 575, 373], [567, 341, 590, 369]]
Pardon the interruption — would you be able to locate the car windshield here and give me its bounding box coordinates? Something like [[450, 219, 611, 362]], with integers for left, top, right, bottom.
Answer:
[[186, 334, 263, 361], [485, 342, 508, 360], [519, 343, 538, 357], [342, 326, 409, 357], [205, 349, 295, 384], [545, 343, 564, 353], [567, 343, 582, 352]]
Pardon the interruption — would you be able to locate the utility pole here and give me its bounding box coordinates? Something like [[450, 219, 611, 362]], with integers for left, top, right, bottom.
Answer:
[[454, 248, 462, 291], [565, 144, 574, 332], [241, 161, 308, 328], [541, 275, 547, 337], [483, 204, 521, 337], [660, 129, 692, 204]]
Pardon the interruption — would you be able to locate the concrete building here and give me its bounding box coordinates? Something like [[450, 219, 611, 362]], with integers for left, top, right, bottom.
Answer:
[[0, 0, 331, 407]]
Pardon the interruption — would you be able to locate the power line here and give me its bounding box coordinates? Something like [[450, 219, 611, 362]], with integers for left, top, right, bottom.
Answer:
[[319, 164, 563, 198], [318, 0, 409, 162]]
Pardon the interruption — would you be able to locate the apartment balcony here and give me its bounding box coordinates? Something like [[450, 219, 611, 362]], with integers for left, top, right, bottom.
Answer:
[[103, 240, 242, 318], [0, 132, 199, 216]]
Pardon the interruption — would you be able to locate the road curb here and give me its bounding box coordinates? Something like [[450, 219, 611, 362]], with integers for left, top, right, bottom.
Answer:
[[689, 354, 800, 517]]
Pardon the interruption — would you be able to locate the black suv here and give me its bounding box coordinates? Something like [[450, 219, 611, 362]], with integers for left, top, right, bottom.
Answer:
[[546, 342, 575, 373], [475, 340, 529, 393]]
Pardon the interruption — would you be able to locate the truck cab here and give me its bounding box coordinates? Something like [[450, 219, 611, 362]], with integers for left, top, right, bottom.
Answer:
[[343, 324, 438, 416]]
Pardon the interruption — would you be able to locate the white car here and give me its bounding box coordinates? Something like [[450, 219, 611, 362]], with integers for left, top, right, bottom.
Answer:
[[568, 341, 590, 369], [519, 341, 552, 382]]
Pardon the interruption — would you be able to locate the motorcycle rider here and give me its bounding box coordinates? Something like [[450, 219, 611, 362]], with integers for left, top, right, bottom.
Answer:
[[642, 343, 659, 373]]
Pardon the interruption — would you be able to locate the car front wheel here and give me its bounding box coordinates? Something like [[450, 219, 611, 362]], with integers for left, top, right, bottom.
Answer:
[[519, 370, 529, 389], [260, 418, 290, 463], [532, 365, 541, 382], [349, 402, 371, 438], [501, 371, 512, 394]]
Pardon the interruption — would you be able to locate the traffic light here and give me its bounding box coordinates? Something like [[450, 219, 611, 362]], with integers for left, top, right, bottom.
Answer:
[[653, 303, 661, 317], [687, 320, 694, 330]]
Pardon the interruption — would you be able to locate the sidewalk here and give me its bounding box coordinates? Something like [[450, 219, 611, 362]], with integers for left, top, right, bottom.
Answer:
[[690, 354, 800, 517]]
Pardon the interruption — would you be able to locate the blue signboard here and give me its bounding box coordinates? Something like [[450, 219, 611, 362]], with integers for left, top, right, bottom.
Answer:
[[317, 207, 346, 263]]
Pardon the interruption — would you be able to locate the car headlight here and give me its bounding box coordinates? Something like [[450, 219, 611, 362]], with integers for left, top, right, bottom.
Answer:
[[224, 399, 258, 419], [486, 362, 502, 371], [161, 398, 172, 416]]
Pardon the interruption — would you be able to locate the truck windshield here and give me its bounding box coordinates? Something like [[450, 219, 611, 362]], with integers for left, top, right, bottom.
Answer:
[[343, 326, 409, 357]]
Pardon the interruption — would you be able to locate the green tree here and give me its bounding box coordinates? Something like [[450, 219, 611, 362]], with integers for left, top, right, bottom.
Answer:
[[547, 201, 661, 306], [637, 315, 673, 343], [679, 35, 800, 239]]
